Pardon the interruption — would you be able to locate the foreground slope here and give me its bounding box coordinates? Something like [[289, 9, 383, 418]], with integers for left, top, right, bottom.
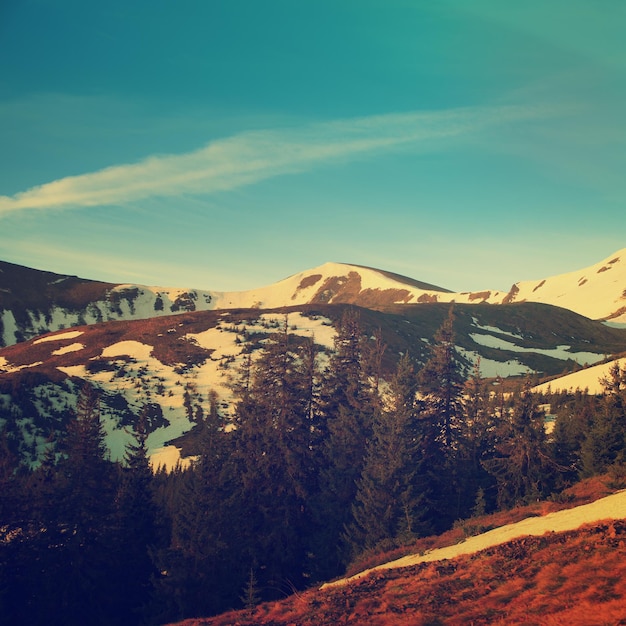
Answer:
[[322, 489, 626, 588], [170, 483, 626, 626]]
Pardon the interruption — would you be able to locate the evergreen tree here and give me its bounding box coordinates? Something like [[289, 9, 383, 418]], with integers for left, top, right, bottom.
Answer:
[[232, 322, 318, 599], [417, 306, 466, 528], [580, 363, 626, 476], [0, 426, 27, 622], [457, 360, 498, 516], [54, 383, 119, 626], [313, 309, 376, 576], [14, 383, 120, 626], [152, 392, 240, 622], [484, 380, 557, 508], [418, 306, 465, 448], [548, 389, 596, 480], [346, 353, 429, 555], [114, 406, 160, 624]]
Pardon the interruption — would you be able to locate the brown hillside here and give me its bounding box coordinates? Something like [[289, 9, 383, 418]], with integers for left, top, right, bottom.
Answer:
[[166, 478, 626, 626], [169, 519, 626, 626]]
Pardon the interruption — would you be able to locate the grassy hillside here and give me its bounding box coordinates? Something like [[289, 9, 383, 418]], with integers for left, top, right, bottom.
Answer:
[[168, 477, 626, 626]]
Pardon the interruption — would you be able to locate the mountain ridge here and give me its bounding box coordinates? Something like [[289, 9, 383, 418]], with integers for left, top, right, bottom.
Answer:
[[2, 248, 626, 347]]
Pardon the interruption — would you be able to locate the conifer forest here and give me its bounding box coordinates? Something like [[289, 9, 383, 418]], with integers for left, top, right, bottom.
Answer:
[[2, 309, 626, 625]]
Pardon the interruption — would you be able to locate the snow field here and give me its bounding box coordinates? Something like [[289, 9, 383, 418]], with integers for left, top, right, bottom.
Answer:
[[456, 347, 531, 378], [1, 310, 19, 346], [469, 333, 604, 366], [51, 343, 84, 355]]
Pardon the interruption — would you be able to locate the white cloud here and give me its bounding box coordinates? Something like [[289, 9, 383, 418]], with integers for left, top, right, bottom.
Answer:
[[0, 105, 551, 214]]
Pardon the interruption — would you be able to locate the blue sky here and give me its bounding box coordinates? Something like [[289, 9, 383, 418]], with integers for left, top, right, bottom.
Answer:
[[1, 0, 625, 292]]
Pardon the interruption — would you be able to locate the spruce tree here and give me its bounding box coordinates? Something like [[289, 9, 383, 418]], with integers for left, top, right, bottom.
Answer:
[[417, 306, 466, 528], [18, 383, 120, 626], [484, 379, 557, 508], [153, 392, 240, 621], [114, 406, 160, 624], [418, 306, 465, 448], [549, 389, 596, 480], [58, 383, 119, 626], [232, 322, 318, 599], [457, 360, 498, 517], [580, 363, 626, 476], [314, 308, 376, 576], [346, 353, 429, 556]]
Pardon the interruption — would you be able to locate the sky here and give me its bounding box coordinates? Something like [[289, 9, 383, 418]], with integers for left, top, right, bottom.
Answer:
[[1, 0, 625, 292]]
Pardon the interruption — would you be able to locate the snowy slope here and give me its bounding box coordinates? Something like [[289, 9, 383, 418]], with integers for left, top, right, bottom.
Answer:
[[0, 310, 339, 470], [484, 248, 626, 322], [0, 277, 217, 347], [204, 262, 452, 309], [2, 249, 626, 347], [532, 358, 626, 394], [322, 489, 626, 589], [209, 249, 626, 320]]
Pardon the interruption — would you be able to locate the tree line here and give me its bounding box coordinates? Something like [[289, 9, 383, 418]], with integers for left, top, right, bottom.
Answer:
[[1, 308, 626, 625]]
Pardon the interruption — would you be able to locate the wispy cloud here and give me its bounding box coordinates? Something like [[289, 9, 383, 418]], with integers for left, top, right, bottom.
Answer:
[[0, 105, 550, 214]]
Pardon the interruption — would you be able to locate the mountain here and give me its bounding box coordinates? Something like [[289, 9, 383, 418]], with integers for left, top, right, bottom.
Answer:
[[487, 248, 626, 322], [0, 259, 217, 347], [2, 248, 626, 468], [2, 248, 626, 347], [3, 251, 626, 623], [2, 301, 626, 469]]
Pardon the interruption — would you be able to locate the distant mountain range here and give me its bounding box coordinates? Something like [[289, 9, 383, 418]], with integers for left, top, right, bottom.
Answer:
[[2, 248, 626, 348], [1, 249, 626, 468]]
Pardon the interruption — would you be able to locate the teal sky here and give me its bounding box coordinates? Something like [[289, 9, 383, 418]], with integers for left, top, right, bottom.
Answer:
[[1, 0, 625, 292]]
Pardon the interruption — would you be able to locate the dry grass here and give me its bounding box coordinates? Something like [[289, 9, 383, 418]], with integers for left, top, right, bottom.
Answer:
[[170, 519, 626, 626], [342, 475, 618, 580], [166, 476, 626, 626]]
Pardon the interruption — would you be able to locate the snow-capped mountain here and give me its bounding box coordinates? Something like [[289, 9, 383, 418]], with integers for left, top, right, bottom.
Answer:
[[2, 248, 626, 469], [2, 249, 626, 348], [0, 259, 217, 347], [484, 248, 626, 322], [268, 250, 626, 322]]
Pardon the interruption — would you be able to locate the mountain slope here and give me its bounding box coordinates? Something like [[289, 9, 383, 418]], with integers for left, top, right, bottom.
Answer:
[[323, 489, 626, 589], [532, 357, 626, 394], [489, 248, 626, 322], [2, 248, 626, 347], [2, 302, 626, 469], [0, 260, 217, 347], [167, 483, 626, 626]]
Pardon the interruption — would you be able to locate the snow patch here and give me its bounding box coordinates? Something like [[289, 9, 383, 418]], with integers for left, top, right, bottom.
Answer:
[[457, 347, 531, 378], [149, 445, 195, 472], [33, 330, 84, 344], [101, 340, 154, 360], [57, 365, 89, 378], [51, 342, 84, 356], [469, 334, 603, 365], [1, 310, 18, 346], [471, 318, 523, 339]]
